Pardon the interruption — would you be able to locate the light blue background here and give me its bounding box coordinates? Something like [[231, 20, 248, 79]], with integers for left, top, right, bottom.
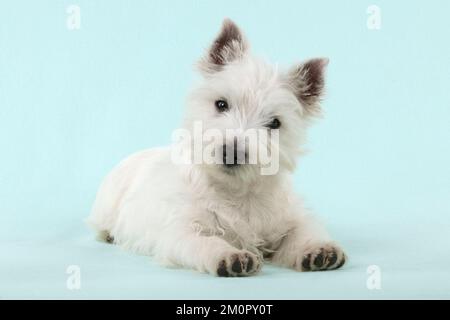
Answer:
[[1, 0, 449, 299]]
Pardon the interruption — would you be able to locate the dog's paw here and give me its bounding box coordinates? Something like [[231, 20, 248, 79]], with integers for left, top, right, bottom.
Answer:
[[215, 251, 262, 277], [300, 243, 346, 271]]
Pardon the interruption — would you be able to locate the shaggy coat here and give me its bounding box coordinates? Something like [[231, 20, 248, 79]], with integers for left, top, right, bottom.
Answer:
[[88, 19, 346, 276]]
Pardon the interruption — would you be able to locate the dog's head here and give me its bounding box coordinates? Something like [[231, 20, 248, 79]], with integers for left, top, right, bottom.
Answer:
[[182, 19, 328, 182]]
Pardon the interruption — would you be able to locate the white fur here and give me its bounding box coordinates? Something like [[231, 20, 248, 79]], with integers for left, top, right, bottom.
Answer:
[[87, 20, 345, 276]]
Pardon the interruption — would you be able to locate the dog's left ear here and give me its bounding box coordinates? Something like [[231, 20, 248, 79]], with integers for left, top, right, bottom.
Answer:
[[198, 19, 249, 75], [287, 58, 329, 117]]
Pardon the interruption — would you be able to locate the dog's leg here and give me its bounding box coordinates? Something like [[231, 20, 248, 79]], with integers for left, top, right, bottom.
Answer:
[[154, 224, 262, 277], [271, 215, 346, 271]]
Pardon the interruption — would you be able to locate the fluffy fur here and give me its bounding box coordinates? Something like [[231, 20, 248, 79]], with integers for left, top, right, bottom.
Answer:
[[87, 19, 346, 276]]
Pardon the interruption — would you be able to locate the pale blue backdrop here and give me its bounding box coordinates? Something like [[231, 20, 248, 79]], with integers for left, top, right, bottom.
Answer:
[[1, 0, 449, 299]]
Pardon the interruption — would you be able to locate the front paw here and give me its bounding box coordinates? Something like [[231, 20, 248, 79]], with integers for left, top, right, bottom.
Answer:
[[215, 251, 262, 277], [300, 243, 346, 271]]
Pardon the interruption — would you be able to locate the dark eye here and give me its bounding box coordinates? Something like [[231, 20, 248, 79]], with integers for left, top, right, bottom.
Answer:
[[267, 118, 281, 129], [215, 100, 229, 112]]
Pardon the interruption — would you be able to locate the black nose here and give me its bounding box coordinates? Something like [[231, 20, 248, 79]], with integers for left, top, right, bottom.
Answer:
[[222, 144, 241, 167]]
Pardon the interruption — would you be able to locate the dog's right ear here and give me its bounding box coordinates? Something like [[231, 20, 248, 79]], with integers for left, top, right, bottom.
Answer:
[[198, 19, 249, 75], [286, 58, 329, 118]]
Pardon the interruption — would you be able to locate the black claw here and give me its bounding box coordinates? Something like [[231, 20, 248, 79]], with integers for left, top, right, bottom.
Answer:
[[217, 260, 229, 277], [327, 252, 338, 267], [231, 256, 242, 273], [105, 235, 114, 243], [302, 254, 311, 271], [246, 256, 254, 272], [313, 251, 324, 268]]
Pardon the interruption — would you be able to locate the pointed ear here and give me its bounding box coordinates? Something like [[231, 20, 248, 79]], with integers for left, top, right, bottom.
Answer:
[[287, 58, 329, 117], [198, 19, 249, 75]]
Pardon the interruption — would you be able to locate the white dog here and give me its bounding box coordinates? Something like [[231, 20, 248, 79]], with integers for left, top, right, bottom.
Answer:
[[88, 19, 346, 277]]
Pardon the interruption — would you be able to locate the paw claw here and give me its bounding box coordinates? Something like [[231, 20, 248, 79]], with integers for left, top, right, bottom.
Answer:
[[231, 255, 242, 273], [217, 259, 229, 277], [245, 253, 254, 272], [302, 254, 312, 271], [313, 251, 324, 268], [327, 252, 338, 267]]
